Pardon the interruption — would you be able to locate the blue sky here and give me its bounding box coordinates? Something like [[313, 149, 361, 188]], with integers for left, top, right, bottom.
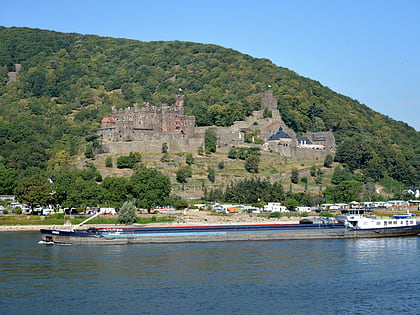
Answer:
[[3, 0, 420, 130]]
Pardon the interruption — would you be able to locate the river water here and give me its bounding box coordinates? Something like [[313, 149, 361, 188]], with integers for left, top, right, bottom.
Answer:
[[0, 232, 419, 314]]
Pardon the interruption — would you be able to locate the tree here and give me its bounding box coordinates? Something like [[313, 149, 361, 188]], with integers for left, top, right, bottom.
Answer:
[[160, 153, 170, 162], [117, 156, 131, 168], [310, 165, 317, 177], [325, 181, 362, 203], [47, 150, 72, 173], [176, 166, 192, 183], [197, 146, 204, 155], [102, 176, 130, 206], [207, 167, 215, 183], [64, 177, 104, 209], [0, 166, 19, 195], [84, 144, 94, 159], [185, 153, 194, 165], [14, 175, 52, 209], [324, 154, 333, 168], [331, 165, 353, 185], [162, 142, 168, 154], [205, 129, 217, 154], [105, 156, 113, 168], [228, 147, 238, 159], [245, 154, 260, 173], [129, 165, 171, 211], [117, 152, 142, 169], [118, 200, 137, 224], [291, 169, 299, 184]]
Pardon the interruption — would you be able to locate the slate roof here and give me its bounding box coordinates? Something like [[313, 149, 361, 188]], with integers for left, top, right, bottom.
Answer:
[[297, 136, 312, 144], [268, 127, 291, 140]]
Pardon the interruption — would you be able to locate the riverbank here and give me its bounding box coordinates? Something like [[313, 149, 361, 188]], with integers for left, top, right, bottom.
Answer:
[[0, 211, 301, 231]]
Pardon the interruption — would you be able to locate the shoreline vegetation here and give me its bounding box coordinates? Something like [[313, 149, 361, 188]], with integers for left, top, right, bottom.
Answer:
[[1, 209, 419, 232]]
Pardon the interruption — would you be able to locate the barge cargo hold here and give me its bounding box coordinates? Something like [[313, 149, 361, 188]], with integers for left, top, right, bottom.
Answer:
[[40, 222, 420, 245]]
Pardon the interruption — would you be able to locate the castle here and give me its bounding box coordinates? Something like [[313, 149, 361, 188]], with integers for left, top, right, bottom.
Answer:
[[97, 91, 336, 161]]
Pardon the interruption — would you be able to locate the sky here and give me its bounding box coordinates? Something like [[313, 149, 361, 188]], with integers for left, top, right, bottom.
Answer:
[[3, 0, 420, 130]]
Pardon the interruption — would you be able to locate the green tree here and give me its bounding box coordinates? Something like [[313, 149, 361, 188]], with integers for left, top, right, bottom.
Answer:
[[105, 156, 113, 168], [310, 165, 317, 177], [326, 181, 362, 203], [102, 176, 130, 206], [291, 169, 299, 184], [117, 152, 142, 169], [162, 142, 168, 154], [283, 198, 299, 210], [207, 167, 215, 183], [64, 177, 104, 208], [324, 154, 333, 168], [14, 175, 52, 209], [0, 166, 19, 195], [84, 144, 94, 159], [47, 150, 72, 173], [185, 153, 194, 165], [129, 165, 171, 211], [118, 200, 137, 224], [245, 154, 260, 173], [197, 146, 204, 155], [228, 147, 238, 159], [205, 129, 217, 154], [176, 166, 192, 183], [160, 153, 170, 162], [331, 165, 353, 185]]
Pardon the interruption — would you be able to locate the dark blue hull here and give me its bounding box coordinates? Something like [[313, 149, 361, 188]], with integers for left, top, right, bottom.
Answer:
[[40, 223, 420, 245]]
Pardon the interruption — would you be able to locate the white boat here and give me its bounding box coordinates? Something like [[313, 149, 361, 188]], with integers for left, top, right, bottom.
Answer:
[[337, 208, 418, 230]]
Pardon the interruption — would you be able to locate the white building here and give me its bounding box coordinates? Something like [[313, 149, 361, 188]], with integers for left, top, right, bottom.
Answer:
[[264, 203, 289, 212]]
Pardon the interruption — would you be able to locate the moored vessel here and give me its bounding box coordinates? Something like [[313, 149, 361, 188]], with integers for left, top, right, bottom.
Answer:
[[40, 211, 420, 245]]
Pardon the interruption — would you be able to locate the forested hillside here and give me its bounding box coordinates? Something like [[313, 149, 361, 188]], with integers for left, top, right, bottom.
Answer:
[[0, 26, 418, 195]]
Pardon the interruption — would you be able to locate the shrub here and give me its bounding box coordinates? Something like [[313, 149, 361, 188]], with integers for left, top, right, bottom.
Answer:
[[118, 201, 137, 224], [105, 156, 113, 168]]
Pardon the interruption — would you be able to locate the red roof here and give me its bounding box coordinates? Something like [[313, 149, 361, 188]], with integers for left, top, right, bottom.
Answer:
[[101, 117, 116, 123]]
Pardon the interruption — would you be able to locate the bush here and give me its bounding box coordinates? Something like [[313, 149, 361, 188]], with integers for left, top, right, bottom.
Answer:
[[105, 156, 113, 168], [324, 154, 333, 168], [118, 201, 137, 224], [174, 199, 189, 209], [186, 153, 194, 165], [208, 167, 216, 183], [160, 153, 170, 162]]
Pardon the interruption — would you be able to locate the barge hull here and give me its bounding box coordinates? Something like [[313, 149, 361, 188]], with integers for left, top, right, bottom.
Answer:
[[40, 224, 420, 245]]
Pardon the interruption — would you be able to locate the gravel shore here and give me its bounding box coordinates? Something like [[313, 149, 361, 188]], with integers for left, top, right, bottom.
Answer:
[[0, 211, 301, 232]]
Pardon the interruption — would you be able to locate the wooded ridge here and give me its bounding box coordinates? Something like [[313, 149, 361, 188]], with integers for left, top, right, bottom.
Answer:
[[0, 26, 418, 197]]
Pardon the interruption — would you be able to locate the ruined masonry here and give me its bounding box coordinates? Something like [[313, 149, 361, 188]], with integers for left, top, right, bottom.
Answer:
[[98, 91, 336, 161]]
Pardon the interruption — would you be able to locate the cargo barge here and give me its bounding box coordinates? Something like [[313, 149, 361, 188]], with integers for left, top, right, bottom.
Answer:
[[39, 208, 420, 245], [40, 221, 420, 246]]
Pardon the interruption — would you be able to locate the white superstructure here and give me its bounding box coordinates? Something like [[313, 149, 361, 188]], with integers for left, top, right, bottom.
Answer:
[[341, 209, 417, 230]]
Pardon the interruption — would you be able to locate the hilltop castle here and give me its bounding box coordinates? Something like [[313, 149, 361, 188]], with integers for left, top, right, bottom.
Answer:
[[97, 91, 336, 161]]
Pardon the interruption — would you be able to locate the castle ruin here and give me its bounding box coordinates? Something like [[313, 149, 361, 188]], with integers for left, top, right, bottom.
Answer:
[[97, 91, 336, 161]]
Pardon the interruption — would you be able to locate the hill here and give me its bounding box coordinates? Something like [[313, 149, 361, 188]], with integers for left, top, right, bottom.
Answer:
[[0, 26, 418, 192]]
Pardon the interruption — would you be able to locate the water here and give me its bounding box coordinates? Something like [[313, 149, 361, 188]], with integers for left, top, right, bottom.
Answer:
[[1, 232, 419, 315]]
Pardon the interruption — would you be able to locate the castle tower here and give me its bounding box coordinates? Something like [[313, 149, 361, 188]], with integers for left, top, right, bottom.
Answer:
[[260, 90, 277, 112], [175, 95, 184, 114]]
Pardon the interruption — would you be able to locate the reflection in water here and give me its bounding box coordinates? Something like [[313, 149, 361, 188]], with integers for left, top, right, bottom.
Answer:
[[1, 232, 419, 314]]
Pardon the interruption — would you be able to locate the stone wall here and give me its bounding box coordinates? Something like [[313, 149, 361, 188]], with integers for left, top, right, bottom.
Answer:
[[97, 91, 336, 161], [100, 134, 204, 154]]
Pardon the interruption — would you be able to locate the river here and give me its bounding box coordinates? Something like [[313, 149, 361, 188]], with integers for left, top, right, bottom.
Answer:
[[1, 232, 419, 314]]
